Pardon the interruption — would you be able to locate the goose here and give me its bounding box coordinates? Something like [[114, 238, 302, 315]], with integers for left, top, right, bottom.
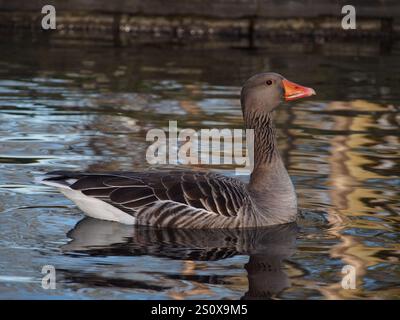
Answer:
[[38, 72, 315, 228]]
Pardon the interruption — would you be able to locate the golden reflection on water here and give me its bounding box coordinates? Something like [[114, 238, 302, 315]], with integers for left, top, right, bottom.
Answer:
[[168, 261, 214, 300], [318, 100, 398, 299]]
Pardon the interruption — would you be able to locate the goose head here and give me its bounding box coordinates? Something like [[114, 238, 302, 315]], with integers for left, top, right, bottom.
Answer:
[[240, 72, 316, 115]]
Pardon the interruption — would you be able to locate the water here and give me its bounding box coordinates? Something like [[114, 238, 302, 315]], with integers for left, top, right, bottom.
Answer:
[[0, 41, 399, 299]]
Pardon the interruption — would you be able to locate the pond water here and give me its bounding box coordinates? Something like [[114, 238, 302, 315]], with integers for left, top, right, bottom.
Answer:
[[0, 40, 399, 299]]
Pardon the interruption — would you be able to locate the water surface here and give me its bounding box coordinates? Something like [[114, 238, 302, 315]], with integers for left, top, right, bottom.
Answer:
[[0, 42, 399, 299]]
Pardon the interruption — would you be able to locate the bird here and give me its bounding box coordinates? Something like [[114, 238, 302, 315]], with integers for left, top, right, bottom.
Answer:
[[38, 72, 316, 228]]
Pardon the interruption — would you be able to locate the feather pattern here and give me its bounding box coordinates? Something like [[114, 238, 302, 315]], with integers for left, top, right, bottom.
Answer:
[[42, 170, 252, 228]]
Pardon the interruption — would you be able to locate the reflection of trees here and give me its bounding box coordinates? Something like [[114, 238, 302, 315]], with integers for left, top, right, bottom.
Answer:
[[317, 100, 398, 299], [275, 97, 399, 299]]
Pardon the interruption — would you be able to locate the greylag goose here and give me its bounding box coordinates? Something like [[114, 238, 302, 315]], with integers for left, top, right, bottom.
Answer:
[[38, 72, 315, 228]]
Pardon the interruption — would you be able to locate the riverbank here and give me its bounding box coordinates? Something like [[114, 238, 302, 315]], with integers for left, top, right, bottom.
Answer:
[[0, 0, 399, 49]]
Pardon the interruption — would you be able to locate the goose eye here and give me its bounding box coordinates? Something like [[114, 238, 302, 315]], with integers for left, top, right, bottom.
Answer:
[[266, 80, 273, 86]]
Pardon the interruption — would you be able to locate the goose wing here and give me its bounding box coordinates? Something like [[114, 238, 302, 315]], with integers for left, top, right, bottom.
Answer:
[[43, 170, 249, 227]]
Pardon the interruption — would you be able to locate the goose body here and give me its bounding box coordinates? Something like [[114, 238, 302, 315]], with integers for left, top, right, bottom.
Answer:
[[39, 72, 315, 228]]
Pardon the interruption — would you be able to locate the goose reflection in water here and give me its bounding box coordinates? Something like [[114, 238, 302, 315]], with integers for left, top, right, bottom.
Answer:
[[62, 218, 298, 299]]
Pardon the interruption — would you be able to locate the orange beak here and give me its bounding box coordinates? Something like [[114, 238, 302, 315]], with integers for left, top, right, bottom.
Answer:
[[282, 79, 316, 101]]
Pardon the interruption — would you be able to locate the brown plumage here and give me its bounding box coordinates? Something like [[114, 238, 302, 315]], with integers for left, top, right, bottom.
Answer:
[[39, 72, 315, 228]]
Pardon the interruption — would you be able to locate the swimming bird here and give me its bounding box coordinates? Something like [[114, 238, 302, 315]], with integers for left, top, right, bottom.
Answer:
[[38, 72, 315, 228]]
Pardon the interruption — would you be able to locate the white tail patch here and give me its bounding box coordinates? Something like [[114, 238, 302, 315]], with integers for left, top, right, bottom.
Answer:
[[36, 175, 136, 225]]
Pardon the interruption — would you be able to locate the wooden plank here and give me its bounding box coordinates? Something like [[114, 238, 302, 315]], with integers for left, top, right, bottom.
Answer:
[[0, 0, 399, 19]]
